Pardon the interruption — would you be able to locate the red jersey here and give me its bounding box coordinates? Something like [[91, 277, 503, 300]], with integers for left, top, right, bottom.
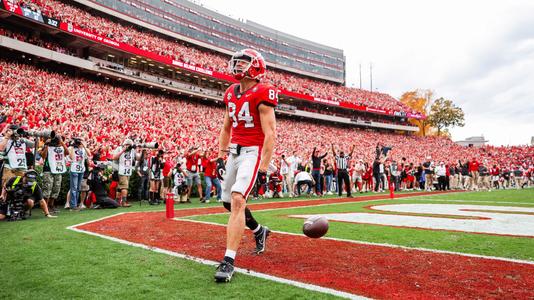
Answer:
[[203, 157, 216, 178], [223, 83, 278, 147], [186, 153, 200, 172], [469, 161, 480, 172], [162, 160, 172, 177]]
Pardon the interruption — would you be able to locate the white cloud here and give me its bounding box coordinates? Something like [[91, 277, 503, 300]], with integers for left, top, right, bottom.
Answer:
[[197, 0, 534, 145]]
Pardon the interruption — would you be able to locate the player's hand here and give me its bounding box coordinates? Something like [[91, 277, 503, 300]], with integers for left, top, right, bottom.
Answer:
[[258, 170, 267, 185], [216, 158, 226, 180]]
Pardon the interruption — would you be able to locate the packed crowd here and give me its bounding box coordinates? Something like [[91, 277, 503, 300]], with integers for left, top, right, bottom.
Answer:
[[1, 59, 533, 167], [254, 147, 533, 200], [0, 27, 75, 56], [0, 59, 532, 221], [9, 0, 413, 113]]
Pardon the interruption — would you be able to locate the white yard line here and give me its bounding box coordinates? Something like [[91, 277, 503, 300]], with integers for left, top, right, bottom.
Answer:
[[420, 199, 534, 206]]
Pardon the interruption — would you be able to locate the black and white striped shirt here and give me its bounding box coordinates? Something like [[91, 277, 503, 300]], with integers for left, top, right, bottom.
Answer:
[[335, 155, 351, 171]]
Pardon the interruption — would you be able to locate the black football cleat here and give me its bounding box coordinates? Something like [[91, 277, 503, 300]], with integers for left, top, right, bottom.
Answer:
[[254, 226, 271, 254], [214, 261, 235, 283]]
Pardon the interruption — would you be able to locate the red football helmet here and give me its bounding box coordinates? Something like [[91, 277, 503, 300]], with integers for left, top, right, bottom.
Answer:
[[228, 49, 266, 80]]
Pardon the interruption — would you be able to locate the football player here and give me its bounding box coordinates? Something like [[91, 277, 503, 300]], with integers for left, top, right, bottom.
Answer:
[[214, 49, 277, 283]]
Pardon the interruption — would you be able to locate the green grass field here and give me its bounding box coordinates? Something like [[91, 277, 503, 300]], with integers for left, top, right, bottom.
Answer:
[[1, 189, 533, 299], [0, 196, 345, 300]]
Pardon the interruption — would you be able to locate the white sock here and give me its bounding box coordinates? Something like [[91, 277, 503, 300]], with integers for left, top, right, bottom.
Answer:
[[252, 224, 262, 234], [224, 249, 236, 259]]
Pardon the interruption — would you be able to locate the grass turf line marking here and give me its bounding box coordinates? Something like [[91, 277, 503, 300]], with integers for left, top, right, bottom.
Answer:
[[67, 225, 368, 300], [180, 217, 534, 266], [420, 199, 534, 206]]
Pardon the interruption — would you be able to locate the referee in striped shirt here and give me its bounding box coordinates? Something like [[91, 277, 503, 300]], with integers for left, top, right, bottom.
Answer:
[[332, 143, 355, 197]]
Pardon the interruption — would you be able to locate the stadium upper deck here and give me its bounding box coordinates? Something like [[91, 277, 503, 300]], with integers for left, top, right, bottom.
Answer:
[[77, 0, 346, 83]]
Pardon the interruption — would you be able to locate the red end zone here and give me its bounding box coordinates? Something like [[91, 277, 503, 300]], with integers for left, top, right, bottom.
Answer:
[[71, 193, 534, 299]]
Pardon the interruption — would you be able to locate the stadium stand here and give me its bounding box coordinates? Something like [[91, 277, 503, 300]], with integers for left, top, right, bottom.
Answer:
[[1, 59, 532, 170], [0, 1, 532, 202], [10, 0, 414, 114]]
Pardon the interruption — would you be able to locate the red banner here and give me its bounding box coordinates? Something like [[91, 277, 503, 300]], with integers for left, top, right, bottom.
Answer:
[[2, 5, 424, 119]]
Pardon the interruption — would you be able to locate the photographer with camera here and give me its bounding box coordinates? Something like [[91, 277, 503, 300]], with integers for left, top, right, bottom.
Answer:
[[0, 170, 57, 221], [87, 164, 119, 209], [172, 161, 189, 203], [136, 149, 150, 202], [68, 138, 91, 211], [39, 135, 68, 213], [148, 149, 165, 205], [0, 124, 34, 187], [111, 139, 143, 207]]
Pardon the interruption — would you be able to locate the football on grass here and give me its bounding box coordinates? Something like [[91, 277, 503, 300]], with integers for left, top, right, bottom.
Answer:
[[303, 216, 329, 238]]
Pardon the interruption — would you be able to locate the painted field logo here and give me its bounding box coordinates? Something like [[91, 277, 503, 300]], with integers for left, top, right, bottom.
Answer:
[[291, 204, 534, 237]]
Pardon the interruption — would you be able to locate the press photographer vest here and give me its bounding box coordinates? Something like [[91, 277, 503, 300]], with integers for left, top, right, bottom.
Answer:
[[174, 170, 185, 186], [6, 139, 27, 170], [11, 176, 37, 193], [70, 148, 86, 173], [47, 146, 66, 174], [119, 149, 135, 176]]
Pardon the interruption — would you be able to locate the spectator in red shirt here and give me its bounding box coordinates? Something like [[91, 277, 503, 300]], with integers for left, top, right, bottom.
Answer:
[[161, 154, 173, 200], [468, 158, 480, 191], [185, 147, 203, 202], [202, 148, 221, 203]]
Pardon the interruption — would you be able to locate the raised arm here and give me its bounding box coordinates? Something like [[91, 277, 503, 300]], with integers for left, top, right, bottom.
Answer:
[[39, 141, 49, 160]]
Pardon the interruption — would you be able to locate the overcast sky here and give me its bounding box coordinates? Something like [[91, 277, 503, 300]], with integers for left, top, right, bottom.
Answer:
[[196, 0, 534, 146]]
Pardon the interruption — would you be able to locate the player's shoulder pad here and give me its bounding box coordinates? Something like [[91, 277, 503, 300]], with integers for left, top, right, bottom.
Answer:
[[223, 83, 239, 105], [255, 83, 278, 108]]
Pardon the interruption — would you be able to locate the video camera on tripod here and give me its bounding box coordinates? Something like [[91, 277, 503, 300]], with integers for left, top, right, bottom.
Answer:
[[3, 182, 27, 221]]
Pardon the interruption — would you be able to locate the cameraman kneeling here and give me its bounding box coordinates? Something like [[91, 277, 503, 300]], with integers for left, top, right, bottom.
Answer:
[[88, 164, 119, 209], [0, 170, 57, 220]]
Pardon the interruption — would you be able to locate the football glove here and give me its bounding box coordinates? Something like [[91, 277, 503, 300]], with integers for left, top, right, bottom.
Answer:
[[216, 158, 226, 181]]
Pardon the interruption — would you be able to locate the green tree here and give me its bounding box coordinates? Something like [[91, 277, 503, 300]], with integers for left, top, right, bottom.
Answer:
[[428, 97, 465, 136]]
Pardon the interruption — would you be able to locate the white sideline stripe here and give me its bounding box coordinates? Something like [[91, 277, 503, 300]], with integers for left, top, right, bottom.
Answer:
[[66, 225, 368, 300], [180, 218, 534, 266], [422, 199, 534, 206]]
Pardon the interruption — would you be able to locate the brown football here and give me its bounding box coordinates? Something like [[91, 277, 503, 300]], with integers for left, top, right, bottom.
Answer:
[[302, 216, 329, 238]]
